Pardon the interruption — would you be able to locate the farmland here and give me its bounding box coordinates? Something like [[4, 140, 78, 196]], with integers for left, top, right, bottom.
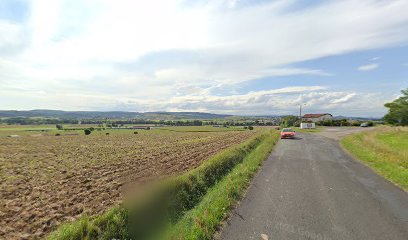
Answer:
[[0, 126, 260, 239]]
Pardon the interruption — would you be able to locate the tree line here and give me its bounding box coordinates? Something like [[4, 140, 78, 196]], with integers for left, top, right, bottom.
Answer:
[[280, 115, 375, 127], [1, 117, 278, 126]]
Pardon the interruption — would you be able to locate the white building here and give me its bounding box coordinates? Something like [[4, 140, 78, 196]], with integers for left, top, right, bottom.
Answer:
[[302, 113, 333, 123], [300, 122, 316, 129]]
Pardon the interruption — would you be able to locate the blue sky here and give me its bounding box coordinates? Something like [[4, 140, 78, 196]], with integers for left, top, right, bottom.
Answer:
[[0, 0, 408, 117]]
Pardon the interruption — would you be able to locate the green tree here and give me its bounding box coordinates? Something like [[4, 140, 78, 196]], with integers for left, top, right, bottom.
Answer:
[[384, 88, 408, 126], [281, 115, 298, 127]]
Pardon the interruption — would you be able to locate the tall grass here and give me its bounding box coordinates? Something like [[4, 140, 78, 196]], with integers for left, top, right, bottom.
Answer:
[[48, 130, 277, 240], [166, 129, 279, 239], [341, 126, 408, 190]]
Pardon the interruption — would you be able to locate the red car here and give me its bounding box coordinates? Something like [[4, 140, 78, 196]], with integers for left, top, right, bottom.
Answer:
[[280, 128, 296, 139]]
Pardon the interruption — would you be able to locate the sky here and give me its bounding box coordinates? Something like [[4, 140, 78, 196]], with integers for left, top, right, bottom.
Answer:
[[0, 0, 407, 117]]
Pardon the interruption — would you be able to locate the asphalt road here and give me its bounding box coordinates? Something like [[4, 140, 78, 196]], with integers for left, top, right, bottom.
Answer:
[[219, 132, 408, 240]]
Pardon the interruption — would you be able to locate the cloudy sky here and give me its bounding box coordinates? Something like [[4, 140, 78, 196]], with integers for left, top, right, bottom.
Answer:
[[1, 0, 407, 117]]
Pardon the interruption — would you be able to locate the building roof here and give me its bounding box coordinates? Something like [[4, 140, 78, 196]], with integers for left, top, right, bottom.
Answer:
[[303, 113, 332, 118]]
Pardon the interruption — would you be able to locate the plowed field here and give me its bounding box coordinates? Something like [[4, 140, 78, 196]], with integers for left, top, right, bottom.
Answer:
[[0, 128, 258, 239]]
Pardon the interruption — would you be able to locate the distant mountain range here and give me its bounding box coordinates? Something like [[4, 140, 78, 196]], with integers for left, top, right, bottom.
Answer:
[[0, 110, 381, 121], [333, 115, 382, 121], [0, 110, 232, 120]]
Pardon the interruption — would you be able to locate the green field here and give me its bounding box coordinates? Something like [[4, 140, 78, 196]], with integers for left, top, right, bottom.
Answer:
[[156, 125, 246, 132], [341, 126, 408, 190], [0, 124, 249, 137], [0, 124, 95, 136]]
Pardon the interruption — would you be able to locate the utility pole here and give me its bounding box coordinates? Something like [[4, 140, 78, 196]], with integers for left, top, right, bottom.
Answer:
[[299, 104, 305, 127]]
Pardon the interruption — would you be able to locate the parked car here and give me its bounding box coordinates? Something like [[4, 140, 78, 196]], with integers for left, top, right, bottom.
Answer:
[[360, 122, 369, 127], [280, 128, 296, 139]]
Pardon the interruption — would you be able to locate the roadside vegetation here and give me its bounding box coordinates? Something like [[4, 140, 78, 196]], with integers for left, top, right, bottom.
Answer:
[[317, 119, 375, 126], [280, 115, 377, 128], [166, 130, 279, 239], [47, 129, 278, 240], [341, 126, 408, 190]]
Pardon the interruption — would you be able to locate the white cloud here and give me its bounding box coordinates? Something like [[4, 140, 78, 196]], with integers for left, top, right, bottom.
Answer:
[[357, 63, 379, 71], [369, 57, 381, 61], [0, 21, 26, 54], [330, 93, 356, 104], [1, 0, 408, 115], [258, 68, 332, 77], [0, 84, 390, 117], [227, 0, 239, 9]]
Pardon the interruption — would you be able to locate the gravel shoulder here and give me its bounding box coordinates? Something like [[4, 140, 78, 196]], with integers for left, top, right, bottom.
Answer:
[[315, 126, 375, 140]]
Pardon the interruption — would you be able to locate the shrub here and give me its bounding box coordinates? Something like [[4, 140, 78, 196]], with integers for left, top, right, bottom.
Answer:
[[351, 121, 362, 126], [248, 126, 254, 130], [106, 133, 109, 135], [55, 133, 61, 136], [134, 131, 138, 134], [89, 127, 95, 131], [84, 129, 92, 135]]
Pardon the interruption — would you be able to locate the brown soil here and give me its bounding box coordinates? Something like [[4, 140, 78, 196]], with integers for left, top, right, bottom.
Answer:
[[0, 129, 258, 239]]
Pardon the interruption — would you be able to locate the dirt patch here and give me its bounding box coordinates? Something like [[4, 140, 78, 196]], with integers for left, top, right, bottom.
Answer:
[[0, 129, 259, 239]]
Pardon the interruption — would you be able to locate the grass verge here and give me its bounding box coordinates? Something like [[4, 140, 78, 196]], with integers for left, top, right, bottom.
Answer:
[[48, 129, 278, 240], [341, 126, 408, 190], [294, 126, 324, 133], [166, 129, 279, 239]]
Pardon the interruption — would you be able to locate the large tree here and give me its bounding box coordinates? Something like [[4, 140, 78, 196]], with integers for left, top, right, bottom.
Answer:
[[281, 115, 299, 127], [384, 88, 408, 126]]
